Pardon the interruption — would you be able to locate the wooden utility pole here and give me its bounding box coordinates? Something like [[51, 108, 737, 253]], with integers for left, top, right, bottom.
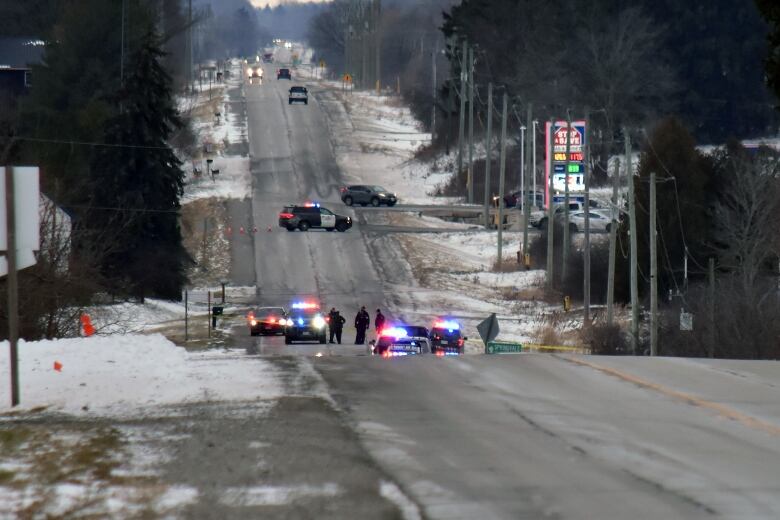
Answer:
[[483, 83, 493, 229], [650, 171, 658, 356], [431, 43, 437, 139], [375, 0, 381, 92], [607, 158, 620, 325], [467, 45, 474, 204], [626, 128, 639, 354], [546, 120, 555, 288], [583, 108, 591, 324], [496, 93, 508, 268], [5, 166, 19, 406], [708, 258, 715, 358], [457, 41, 467, 184], [522, 103, 533, 261], [562, 113, 572, 281]]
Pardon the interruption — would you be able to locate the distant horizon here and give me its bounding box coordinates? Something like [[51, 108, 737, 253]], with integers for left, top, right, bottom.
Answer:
[[250, 0, 329, 7]]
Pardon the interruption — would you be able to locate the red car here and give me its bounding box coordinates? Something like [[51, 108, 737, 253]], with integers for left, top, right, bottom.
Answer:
[[248, 307, 287, 336]]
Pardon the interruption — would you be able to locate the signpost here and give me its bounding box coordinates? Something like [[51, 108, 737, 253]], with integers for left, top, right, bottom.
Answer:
[[486, 341, 523, 354], [476, 313, 499, 347], [544, 120, 586, 207]]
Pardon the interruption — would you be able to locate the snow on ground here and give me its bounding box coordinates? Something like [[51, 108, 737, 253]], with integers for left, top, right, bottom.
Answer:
[[179, 58, 250, 203], [0, 334, 284, 416]]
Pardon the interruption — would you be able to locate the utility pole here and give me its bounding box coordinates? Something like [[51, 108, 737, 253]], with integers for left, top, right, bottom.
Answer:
[[375, 0, 381, 92], [606, 158, 620, 325], [5, 166, 19, 406], [562, 112, 572, 281], [583, 108, 591, 325], [467, 45, 474, 204], [708, 257, 715, 358], [120, 0, 126, 86], [626, 128, 639, 354], [496, 93, 508, 268], [187, 0, 193, 93], [457, 41, 467, 187], [483, 83, 493, 229], [431, 43, 437, 141], [546, 119, 555, 289], [532, 120, 537, 202], [522, 103, 533, 262], [520, 124, 525, 204], [649, 171, 657, 356]]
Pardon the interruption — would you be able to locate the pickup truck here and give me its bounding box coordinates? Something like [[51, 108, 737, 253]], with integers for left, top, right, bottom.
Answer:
[[288, 86, 308, 105]]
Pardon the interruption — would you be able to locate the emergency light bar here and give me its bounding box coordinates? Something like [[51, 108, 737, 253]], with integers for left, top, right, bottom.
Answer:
[[380, 327, 408, 339], [291, 302, 318, 309], [303, 202, 321, 208], [434, 320, 459, 331]]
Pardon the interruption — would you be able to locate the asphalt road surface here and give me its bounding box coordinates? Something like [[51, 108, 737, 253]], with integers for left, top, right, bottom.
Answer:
[[231, 56, 780, 519]]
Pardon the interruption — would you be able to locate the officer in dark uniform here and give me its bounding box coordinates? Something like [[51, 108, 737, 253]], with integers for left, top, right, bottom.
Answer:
[[330, 310, 345, 344], [375, 309, 386, 334], [328, 307, 338, 343], [354, 306, 370, 344]]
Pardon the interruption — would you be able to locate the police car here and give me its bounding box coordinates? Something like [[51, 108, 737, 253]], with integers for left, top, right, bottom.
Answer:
[[284, 302, 327, 344], [371, 327, 424, 357], [430, 320, 466, 354], [278, 203, 352, 232]]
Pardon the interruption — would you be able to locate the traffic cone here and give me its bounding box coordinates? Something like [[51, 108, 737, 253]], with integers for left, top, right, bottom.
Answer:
[[80, 314, 95, 337], [53, 361, 63, 372], [267, 226, 272, 232], [240, 226, 245, 234]]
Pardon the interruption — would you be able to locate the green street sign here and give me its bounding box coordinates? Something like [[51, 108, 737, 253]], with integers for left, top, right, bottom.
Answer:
[[486, 341, 523, 354]]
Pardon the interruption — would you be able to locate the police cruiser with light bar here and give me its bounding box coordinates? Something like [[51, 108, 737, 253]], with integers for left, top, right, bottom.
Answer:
[[430, 320, 466, 354], [284, 301, 327, 344], [371, 327, 424, 357], [278, 202, 352, 232]]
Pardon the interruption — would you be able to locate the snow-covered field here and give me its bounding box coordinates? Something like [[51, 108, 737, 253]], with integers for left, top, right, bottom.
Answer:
[[0, 334, 283, 416]]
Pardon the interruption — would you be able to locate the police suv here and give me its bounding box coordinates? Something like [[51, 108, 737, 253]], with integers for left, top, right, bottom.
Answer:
[[284, 302, 327, 344], [278, 203, 352, 232]]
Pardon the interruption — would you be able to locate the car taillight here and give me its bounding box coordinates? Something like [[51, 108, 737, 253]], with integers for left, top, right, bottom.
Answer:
[[279, 212, 293, 219], [457, 338, 464, 347], [339, 187, 347, 193]]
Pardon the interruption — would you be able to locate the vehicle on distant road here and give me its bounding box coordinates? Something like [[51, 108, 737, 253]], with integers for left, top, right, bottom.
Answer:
[[288, 86, 308, 105], [248, 307, 287, 336], [277, 68, 291, 80], [278, 203, 352, 232], [246, 64, 263, 84], [503, 190, 544, 209], [532, 200, 604, 229], [263, 52, 274, 63], [284, 301, 327, 344], [429, 320, 466, 354], [340, 185, 398, 207]]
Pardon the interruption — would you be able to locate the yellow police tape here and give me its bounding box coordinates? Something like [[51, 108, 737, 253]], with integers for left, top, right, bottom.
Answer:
[[523, 343, 591, 354]]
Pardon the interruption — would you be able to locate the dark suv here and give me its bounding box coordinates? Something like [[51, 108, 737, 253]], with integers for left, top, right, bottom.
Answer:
[[278, 204, 352, 232], [430, 320, 466, 354], [340, 185, 398, 207], [277, 68, 291, 80]]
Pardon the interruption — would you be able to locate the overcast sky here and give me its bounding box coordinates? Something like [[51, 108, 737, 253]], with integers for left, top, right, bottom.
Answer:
[[250, 0, 329, 7]]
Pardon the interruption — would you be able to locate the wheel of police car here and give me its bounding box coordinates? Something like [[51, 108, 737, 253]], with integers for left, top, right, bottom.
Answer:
[[298, 221, 310, 231], [285, 336, 292, 344], [370, 197, 380, 207], [344, 195, 353, 206], [336, 222, 348, 232], [286, 226, 295, 232], [326, 228, 335, 232]]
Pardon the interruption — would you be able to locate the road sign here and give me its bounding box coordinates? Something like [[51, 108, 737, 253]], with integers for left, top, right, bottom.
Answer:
[[477, 313, 499, 345], [343, 73, 352, 83], [319, 60, 325, 68], [680, 311, 693, 331], [0, 167, 40, 276], [545, 120, 587, 205], [486, 341, 523, 354]]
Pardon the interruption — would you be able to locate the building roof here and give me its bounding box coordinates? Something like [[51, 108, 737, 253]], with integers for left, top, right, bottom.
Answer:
[[0, 37, 45, 69]]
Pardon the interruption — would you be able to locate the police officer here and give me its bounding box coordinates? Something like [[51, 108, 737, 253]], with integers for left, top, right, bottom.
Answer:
[[354, 306, 370, 344], [375, 309, 386, 334], [330, 310, 346, 344], [328, 307, 338, 343]]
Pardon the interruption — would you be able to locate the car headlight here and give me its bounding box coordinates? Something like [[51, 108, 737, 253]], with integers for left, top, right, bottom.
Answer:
[[313, 316, 326, 329], [378, 193, 386, 197], [285, 319, 293, 326], [247, 69, 252, 76], [250, 319, 257, 326]]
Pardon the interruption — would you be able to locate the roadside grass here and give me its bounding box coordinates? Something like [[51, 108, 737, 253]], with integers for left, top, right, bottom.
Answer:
[[0, 423, 168, 517], [181, 198, 231, 288]]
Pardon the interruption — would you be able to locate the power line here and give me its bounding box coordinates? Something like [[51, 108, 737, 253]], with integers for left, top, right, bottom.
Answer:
[[16, 136, 171, 150]]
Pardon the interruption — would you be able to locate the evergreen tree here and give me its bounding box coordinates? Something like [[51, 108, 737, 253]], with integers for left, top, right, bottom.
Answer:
[[88, 31, 188, 300], [756, 0, 780, 104]]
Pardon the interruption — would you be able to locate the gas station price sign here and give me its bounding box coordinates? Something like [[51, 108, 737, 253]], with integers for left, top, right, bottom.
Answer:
[[545, 120, 586, 205]]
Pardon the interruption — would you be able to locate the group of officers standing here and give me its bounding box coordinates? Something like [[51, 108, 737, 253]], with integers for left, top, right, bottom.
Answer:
[[326, 306, 385, 345]]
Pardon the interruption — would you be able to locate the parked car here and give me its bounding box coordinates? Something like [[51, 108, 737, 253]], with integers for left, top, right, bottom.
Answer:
[[278, 203, 352, 232], [340, 185, 398, 207], [568, 210, 612, 232], [533, 200, 604, 229]]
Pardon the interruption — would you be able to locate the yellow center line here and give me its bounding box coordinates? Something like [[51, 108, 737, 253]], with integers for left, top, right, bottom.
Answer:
[[559, 355, 780, 437]]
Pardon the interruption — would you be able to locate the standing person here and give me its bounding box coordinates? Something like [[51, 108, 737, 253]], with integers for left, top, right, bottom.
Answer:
[[354, 306, 370, 344], [328, 307, 338, 343], [331, 311, 346, 344], [375, 309, 386, 334]]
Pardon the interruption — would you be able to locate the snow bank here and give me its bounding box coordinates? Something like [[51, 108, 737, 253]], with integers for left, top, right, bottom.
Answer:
[[0, 334, 283, 416]]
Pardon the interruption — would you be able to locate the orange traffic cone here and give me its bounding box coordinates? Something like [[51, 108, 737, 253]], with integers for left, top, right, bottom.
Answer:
[[53, 361, 63, 372], [80, 314, 95, 337]]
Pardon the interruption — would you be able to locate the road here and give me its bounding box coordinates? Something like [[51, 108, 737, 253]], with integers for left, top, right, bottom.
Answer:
[[230, 55, 780, 519]]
